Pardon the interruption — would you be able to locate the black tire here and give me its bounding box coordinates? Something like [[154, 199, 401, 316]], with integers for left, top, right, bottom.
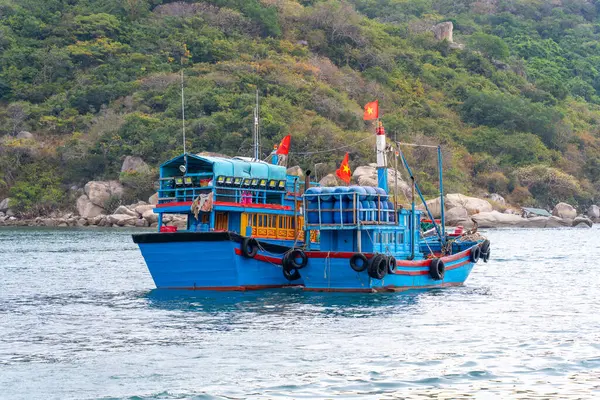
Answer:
[[283, 266, 301, 281], [480, 239, 490, 254], [387, 256, 397, 274], [429, 258, 445, 280], [349, 253, 368, 272], [469, 245, 481, 263], [482, 248, 491, 263], [367, 254, 388, 280], [480, 240, 491, 263], [241, 237, 258, 258], [287, 249, 308, 270]]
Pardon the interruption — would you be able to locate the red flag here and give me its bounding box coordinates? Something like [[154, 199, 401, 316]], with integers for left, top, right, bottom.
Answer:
[[275, 135, 291, 155], [363, 100, 379, 120], [336, 153, 352, 184]]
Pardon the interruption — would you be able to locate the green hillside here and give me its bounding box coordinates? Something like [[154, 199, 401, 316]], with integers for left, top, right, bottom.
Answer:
[[1, 0, 599, 216]]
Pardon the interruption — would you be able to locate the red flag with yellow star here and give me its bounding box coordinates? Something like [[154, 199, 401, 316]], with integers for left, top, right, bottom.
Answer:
[[336, 153, 352, 184], [363, 100, 378, 120], [275, 135, 291, 155]]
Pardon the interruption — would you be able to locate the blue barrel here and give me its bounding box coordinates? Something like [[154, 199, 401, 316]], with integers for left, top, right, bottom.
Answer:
[[364, 186, 376, 201], [304, 187, 321, 201], [307, 200, 319, 224], [321, 201, 333, 224], [368, 200, 377, 221], [320, 187, 334, 201], [349, 185, 367, 201], [333, 200, 349, 224], [378, 200, 388, 222], [344, 198, 356, 223], [360, 200, 370, 221], [387, 200, 396, 222], [333, 186, 350, 201], [375, 187, 388, 201]]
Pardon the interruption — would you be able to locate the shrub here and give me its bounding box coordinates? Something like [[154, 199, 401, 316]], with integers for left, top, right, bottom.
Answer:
[[476, 171, 509, 194], [103, 194, 122, 214], [8, 166, 66, 217], [119, 170, 156, 204], [516, 165, 583, 207], [508, 185, 534, 206]]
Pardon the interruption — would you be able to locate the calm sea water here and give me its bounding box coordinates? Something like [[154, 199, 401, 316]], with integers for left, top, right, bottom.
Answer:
[[1, 227, 599, 399]]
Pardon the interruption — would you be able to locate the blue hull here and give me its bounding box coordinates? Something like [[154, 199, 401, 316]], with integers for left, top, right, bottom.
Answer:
[[299, 249, 474, 292], [134, 233, 299, 290], [134, 232, 477, 292]]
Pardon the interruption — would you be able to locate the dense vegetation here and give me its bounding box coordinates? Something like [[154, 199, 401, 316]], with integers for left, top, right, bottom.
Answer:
[[1, 0, 600, 215]]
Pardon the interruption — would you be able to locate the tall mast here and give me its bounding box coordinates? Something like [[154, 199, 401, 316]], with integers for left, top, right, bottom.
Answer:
[[253, 89, 260, 160], [181, 68, 186, 155], [376, 120, 388, 192]]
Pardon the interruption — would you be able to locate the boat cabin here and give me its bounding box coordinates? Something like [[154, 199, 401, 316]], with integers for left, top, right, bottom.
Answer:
[[155, 153, 307, 244]]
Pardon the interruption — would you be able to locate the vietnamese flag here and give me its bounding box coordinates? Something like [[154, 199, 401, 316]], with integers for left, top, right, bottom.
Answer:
[[363, 100, 378, 120], [275, 135, 291, 155], [336, 153, 352, 184]]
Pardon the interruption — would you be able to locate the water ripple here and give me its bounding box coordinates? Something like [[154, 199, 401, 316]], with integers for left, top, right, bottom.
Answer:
[[1, 226, 600, 399]]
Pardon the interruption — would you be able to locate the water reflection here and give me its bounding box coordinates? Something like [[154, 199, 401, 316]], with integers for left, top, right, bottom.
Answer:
[[144, 288, 428, 317]]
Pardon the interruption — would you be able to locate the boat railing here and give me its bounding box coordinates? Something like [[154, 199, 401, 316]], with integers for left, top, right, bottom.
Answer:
[[158, 183, 291, 205], [302, 192, 397, 230]]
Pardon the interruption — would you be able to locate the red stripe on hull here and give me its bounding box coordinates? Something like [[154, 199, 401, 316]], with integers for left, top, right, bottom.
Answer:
[[393, 259, 470, 275], [234, 247, 283, 265], [304, 248, 472, 268], [304, 251, 374, 259]]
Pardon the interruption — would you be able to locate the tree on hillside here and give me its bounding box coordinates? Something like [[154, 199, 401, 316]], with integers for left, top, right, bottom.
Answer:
[[468, 32, 510, 61]]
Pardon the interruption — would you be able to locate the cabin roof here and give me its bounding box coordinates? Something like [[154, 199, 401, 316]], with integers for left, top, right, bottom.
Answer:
[[160, 153, 286, 180]]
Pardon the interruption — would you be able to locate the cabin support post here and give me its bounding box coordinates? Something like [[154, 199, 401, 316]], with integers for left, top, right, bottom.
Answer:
[[410, 177, 415, 260], [437, 146, 446, 245], [376, 121, 388, 192]]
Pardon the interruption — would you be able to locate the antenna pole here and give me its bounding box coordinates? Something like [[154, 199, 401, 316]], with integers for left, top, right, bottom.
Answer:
[[253, 89, 260, 160], [181, 68, 186, 154], [394, 131, 398, 212]]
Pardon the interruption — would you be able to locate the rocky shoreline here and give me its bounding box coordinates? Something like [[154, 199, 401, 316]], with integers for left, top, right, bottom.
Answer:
[[418, 194, 597, 229], [0, 202, 186, 229], [0, 195, 597, 229], [1, 165, 598, 229]]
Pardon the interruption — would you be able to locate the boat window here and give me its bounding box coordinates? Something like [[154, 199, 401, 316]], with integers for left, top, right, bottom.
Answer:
[[215, 212, 228, 231], [244, 213, 302, 241], [397, 232, 404, 244]]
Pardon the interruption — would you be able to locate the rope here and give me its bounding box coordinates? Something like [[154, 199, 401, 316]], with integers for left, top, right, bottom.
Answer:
[[294, 136, 373, 155]]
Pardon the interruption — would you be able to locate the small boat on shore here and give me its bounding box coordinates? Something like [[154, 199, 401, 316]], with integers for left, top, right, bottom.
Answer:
[[132, 121, 490, 292]]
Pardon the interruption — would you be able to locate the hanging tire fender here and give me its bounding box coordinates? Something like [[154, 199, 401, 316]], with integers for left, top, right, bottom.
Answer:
[[429, 258, 445, 280], [480, 240, 491, 263], [349, 253, 368, 272], [469, 245, 481, 263], [387, 256, 397, 274], [286, 249, 308, 270], [241, 237, 259, 258], [283, 266, 301, 281], [367, 254, 388, 280]]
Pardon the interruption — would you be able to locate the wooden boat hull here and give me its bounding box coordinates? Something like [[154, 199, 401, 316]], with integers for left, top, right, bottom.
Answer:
[[133, 232, 301, 290], [299, 248, 474, 292], [133, 232, 477, 292]]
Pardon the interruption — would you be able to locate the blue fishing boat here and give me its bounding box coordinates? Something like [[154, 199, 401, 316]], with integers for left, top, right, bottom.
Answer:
[[132, 120, 490, 292]]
